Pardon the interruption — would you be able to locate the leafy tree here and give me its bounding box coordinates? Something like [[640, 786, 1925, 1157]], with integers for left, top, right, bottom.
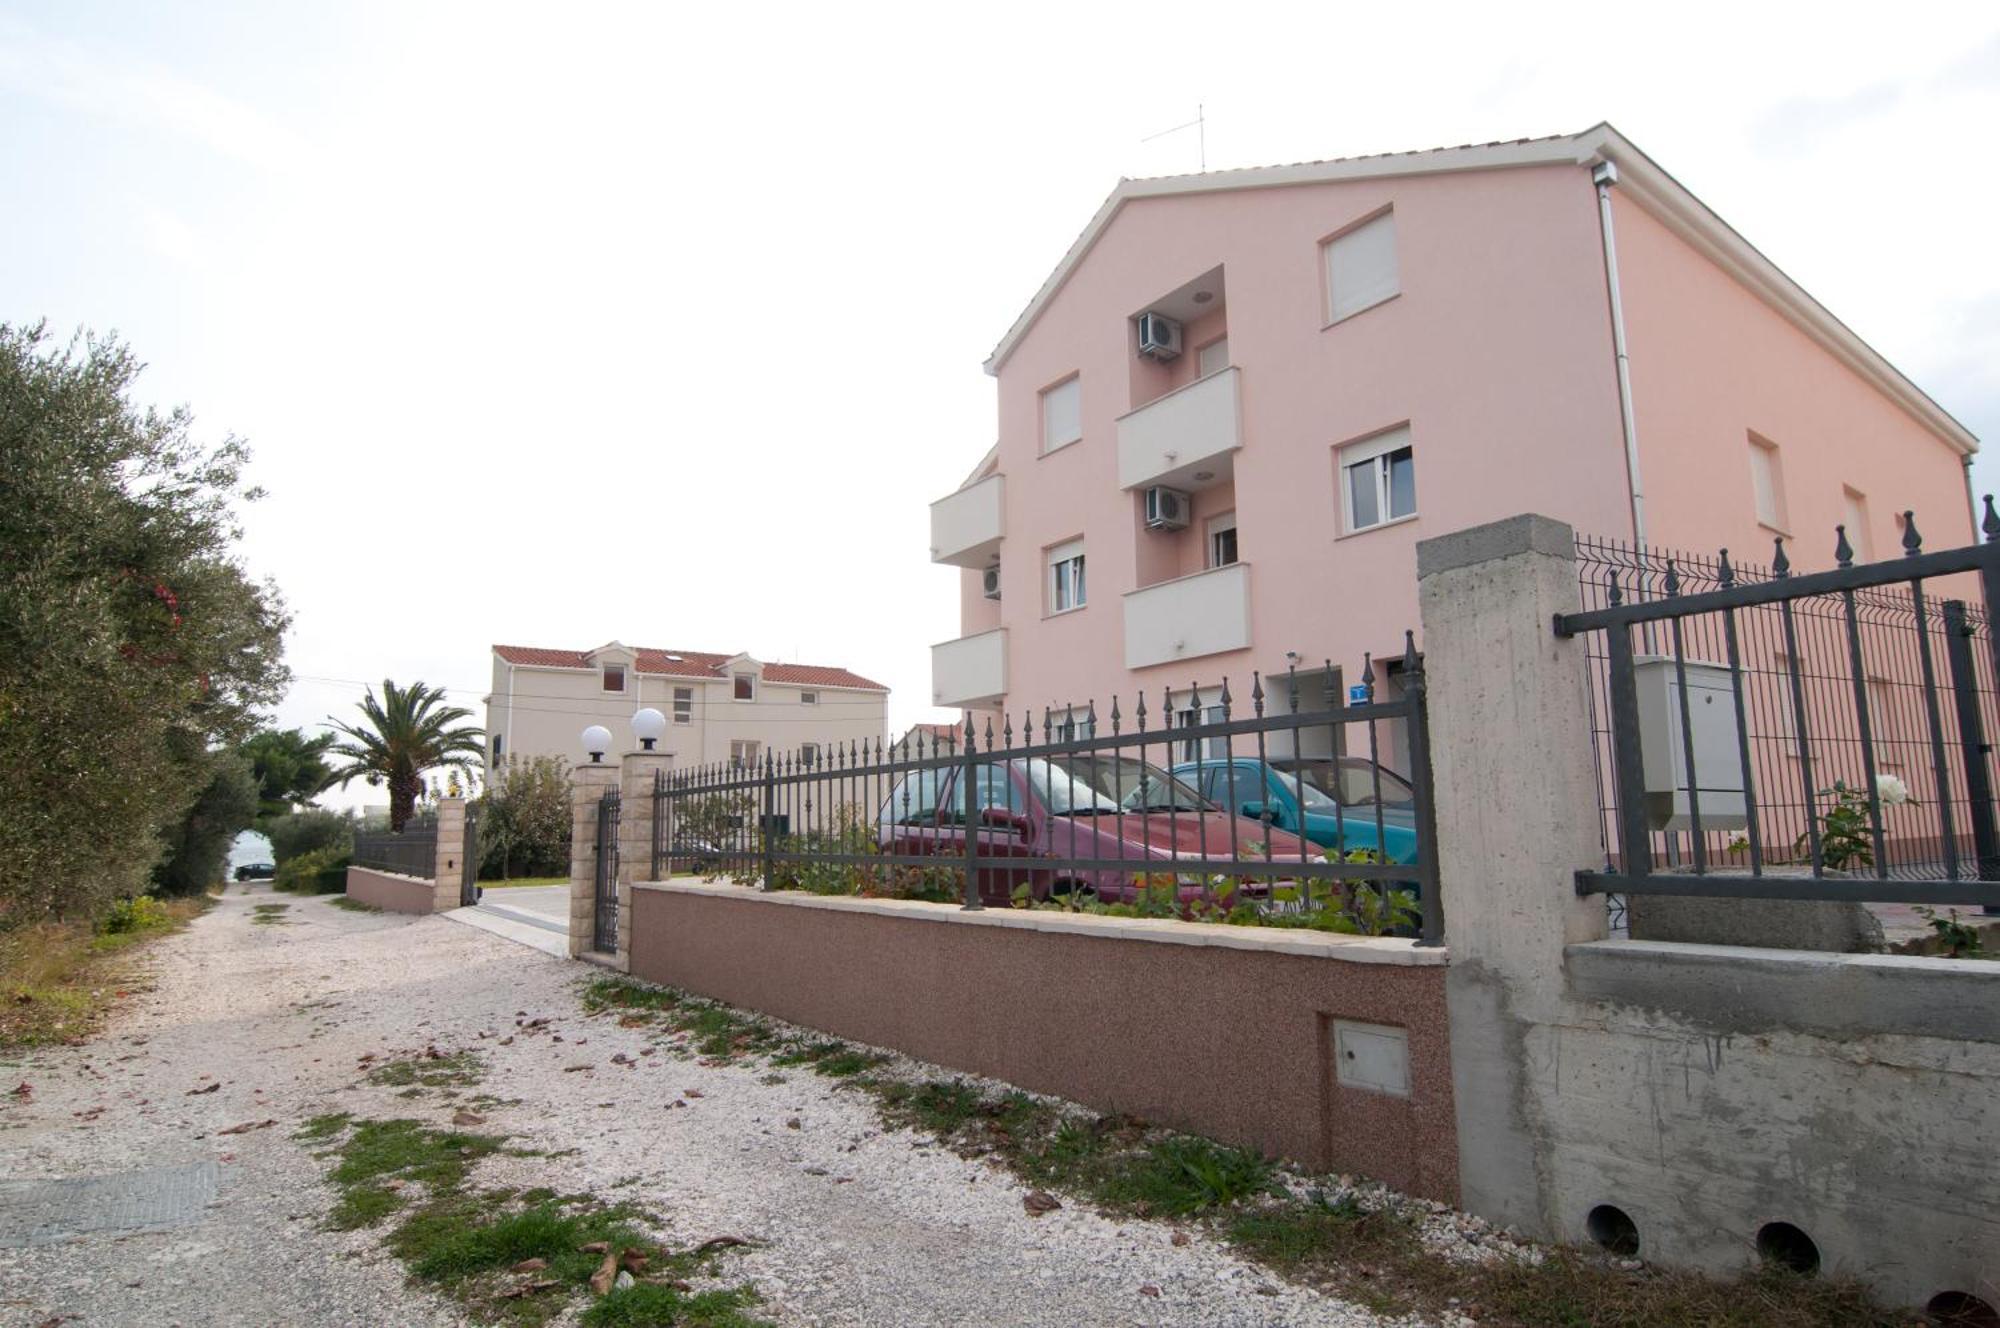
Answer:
[[478, 754, 571, 880], [241, 727, 337, 820], [0, 323, 288, 923], [264, 808, 356, 865], [325, 680, 483, 831], [152, 752, 261, 895]]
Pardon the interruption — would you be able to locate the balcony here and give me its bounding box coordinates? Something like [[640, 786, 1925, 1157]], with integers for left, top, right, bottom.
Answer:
[[929, 474, 1005, 568], [1123, 562, 1251, 670], [932, 628, 1007, 707], [1116, 366, 1241, 492]]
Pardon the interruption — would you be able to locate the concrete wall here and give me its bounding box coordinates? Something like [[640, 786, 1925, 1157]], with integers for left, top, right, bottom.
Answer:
[[626, 880, 1460, 1202], [1419, 514, 2000, 1310], [345, 867, 437, 915]]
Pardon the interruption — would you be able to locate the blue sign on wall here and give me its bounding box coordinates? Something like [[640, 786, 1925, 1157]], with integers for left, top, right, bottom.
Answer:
[[1348, 684, 1370, 704]]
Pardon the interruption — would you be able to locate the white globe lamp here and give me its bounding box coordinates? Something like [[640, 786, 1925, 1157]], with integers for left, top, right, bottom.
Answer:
[[581, 725, 613, 763], [631, 708, 667, 751]]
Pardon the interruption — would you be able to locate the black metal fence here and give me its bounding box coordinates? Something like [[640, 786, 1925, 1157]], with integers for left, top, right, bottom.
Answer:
[[649, 635, 1443, 945], [593, 788, 620, 954], [1558, 504, 2000, 910], [351, 828, 438, 879]]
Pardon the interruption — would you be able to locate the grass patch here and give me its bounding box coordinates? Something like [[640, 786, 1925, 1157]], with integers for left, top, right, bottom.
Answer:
[[0, 896, 208, 1048], [366, 1048, 486, 1091], [307, 1112, 770, 1325], [329, 896, 381, 913], [481, 876, 570, 888], [250, 902, 292, 926], [574, 976, 1918, 1328], [584, 1283, 767, 1328]]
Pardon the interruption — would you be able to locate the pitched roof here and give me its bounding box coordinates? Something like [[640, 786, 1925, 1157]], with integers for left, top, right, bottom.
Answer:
[[492, 644, 887, 692], [982, 122, 1975, 456]]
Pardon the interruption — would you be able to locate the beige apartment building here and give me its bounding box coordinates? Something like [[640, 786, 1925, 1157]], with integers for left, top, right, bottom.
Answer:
[[483, 642, 889, 781]]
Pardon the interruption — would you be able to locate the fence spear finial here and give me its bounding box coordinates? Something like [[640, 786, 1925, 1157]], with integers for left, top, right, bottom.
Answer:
[[1984, 495, 2000, 543], [1135, 690, 1148, 731], [1772, 537, 1791, 578], [1717, 548, 1734, 587], [1361, 653, 1376, 702], [1902, 510, 1923, 557], [1663, 558, 1681, 596], [1402, 631, 1420, 675], [1003, 711, 1014, 748], [1218, 677, 1232, 719], [1250, 672, 1264, 718], [1834, 524, 1854, 568], [1607, 568, 1623, 605]]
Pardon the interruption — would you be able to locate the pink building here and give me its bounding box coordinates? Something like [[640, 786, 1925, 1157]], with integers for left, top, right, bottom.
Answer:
[[928, 123, 1978, 770]]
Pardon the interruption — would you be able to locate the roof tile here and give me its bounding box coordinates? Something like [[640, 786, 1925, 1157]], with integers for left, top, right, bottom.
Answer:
[[493, 644, 887, 692]]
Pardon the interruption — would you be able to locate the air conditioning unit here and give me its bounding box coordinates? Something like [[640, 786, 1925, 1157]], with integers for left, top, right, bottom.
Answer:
[[981, 566, 1002, 600], [1137, 311, 1183, 361], [1144, 486, 1191, 531]]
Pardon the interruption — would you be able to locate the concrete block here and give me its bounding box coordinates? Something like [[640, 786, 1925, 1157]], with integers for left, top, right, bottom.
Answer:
[[1627, 894, 1885, 954]]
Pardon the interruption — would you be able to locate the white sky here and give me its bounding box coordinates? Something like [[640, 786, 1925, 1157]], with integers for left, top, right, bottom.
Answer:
[[5, 2, 1998, 810]]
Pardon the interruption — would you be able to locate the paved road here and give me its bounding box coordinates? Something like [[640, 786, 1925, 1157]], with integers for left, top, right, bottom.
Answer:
[[0, 886, 1389, 1327]]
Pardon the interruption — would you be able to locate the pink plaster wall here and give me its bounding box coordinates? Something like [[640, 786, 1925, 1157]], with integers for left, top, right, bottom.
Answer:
[[951, 163, 1974, 728], [1609, 191, 1976, 566]]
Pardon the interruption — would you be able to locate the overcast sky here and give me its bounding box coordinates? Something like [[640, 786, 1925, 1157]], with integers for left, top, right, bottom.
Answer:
[[5, 2, 1997, 808]]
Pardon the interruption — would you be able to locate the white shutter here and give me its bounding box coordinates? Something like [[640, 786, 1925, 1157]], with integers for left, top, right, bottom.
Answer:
[[1326, 212, 1399, 322], [1041, 377, 1082, 451], [1197, 337, 1230, 378], [1748, 441, 1781, 528]]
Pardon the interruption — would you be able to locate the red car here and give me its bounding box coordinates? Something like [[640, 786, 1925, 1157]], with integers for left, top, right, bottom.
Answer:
[[875, 752, 1313, 907]]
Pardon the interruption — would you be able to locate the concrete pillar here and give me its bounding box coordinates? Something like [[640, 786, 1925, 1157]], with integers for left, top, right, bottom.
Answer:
[[567, 761, 620, 960], [614, 749, 674, 969], [1416, 514, 1605, 1236], [430, 797, 468, 912]]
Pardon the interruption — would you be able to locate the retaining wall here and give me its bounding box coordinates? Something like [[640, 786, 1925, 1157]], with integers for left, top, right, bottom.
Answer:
[[345, 866, 441, 914], [628, 879, 1459, 1202]]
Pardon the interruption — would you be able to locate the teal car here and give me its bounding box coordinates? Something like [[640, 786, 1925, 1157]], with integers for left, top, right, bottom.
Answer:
[[1169, 757, 1421, 864]]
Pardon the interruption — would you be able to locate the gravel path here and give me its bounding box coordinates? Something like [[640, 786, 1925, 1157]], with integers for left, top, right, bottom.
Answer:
[[0, 887, 1405, 1327]]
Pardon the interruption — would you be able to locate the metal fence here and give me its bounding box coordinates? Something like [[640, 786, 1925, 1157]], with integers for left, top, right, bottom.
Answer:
[[351, 828, 438, 879], [1558, 504, 2000, 910], [649, 635, 1443, 945]]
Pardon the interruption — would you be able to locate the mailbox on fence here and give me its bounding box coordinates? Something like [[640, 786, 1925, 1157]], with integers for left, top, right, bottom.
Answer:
[[1633, 656, 1748, 832]]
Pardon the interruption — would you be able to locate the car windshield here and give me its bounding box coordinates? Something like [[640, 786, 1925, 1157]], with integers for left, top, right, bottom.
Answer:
[[1277, 759, 1415, 809], [1016, 756, 1213, 814]]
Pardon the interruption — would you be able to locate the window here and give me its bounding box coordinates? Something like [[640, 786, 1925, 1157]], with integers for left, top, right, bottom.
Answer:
[[491, 734, 504, 760], [800, 690, 819, 705], [799, 742, 820, 766], [1324, 211, 1399, 323], [1748, 436, 1787, 531], [672, 686, 693, 724], [878, 769, 944, 828], [1340, 427, 1417, 532], [943, 766, 1025, 824], [1197, 337, 1230, 378], [1174, 704, 1228, 760], [729, 739, 761, 769], [1208, 511, 1238, 568], [1047, 539, 1086, 613], [1842, 487, 1873, 562], [733, 672, 755, 701], [601, 664, 626, 693], [1041, 376, 1082, 454]]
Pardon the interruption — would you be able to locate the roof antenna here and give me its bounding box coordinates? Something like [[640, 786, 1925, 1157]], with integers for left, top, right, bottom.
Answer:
[[1141, 103, 1205, 171]]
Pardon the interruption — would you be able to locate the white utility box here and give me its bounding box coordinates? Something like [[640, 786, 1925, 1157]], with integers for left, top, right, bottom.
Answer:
[[1632, 656, 1748, 832], [1332, 1020, 1410, 1098]]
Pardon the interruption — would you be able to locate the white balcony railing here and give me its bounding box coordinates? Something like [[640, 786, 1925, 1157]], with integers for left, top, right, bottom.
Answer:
[[1115, 366, 1241, 491], [932, 628, 1007, 707], [929, 473, 1005, 568], [1122, 562, 1251, 670]]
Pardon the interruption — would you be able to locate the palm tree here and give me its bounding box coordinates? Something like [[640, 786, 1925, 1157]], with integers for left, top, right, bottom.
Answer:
[[325, 679, 484, 831]]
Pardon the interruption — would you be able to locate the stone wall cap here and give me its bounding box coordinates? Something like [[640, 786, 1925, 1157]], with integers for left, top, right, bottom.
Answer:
[[633, 878, 1447, 966], [1417, 513, 1575, 580]]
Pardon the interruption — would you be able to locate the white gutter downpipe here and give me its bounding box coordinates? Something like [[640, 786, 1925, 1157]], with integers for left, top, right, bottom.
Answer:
[[1593, 160, 1647, 548]]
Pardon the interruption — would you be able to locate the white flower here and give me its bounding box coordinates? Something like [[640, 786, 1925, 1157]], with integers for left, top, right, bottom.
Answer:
[[1875, 773, 1912, 808]]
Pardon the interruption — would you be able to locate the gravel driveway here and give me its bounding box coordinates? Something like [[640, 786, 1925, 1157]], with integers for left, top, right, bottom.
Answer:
[[0, 887, 1398, 1327]]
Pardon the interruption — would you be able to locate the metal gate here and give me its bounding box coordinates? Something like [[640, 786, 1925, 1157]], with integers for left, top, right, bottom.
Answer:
[[592, 787, 621, 953], [459, 804, 482, 907]]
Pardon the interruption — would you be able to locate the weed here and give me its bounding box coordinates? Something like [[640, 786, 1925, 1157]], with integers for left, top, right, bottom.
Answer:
[[295, 1112, 353, 1143], [583, 1283, 769, 1328], [1096, 1135, 1276, 1216], [251, 902, 292, 926], [329, 896, 382, 914], [1, 897, 207, 1047], [366, 1049, 485, 1091]]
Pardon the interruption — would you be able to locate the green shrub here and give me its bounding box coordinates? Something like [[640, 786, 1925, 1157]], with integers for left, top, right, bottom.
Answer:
[[274, 846, 351, 894], [97, 895, 172, 935], [265, 809, 356, 865]]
